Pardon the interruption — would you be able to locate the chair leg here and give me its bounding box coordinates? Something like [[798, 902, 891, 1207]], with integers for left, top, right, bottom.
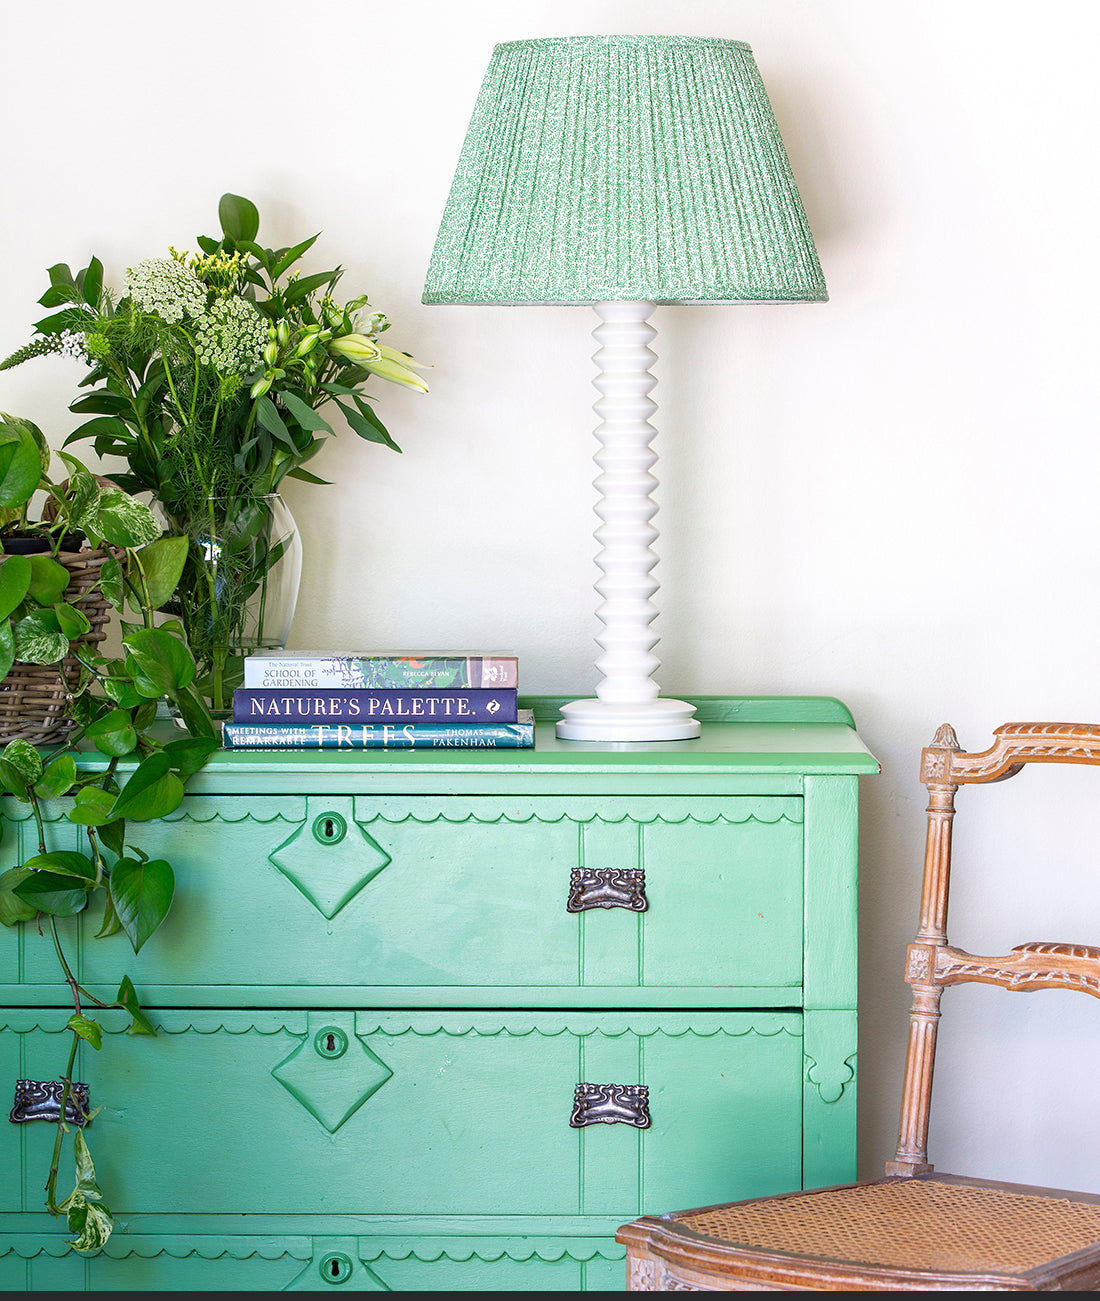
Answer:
[[885, 980, 942, 1175], [884, 756, 957, 1176]]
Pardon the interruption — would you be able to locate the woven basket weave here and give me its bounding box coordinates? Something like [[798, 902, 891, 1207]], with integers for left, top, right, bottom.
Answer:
[[0, 545, 122, 746]]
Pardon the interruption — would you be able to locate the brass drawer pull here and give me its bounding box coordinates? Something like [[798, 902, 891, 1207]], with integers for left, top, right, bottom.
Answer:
[[570, 1082, 650, 1128], [566, 867, 647, 913], [10, 1079, 91, 1126]]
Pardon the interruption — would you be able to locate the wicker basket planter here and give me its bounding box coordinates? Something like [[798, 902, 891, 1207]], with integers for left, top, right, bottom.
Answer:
[[0, 544, 122, 746]]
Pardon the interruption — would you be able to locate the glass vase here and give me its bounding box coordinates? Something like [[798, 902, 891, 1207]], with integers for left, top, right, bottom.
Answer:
[[157, 493, 302, 713]]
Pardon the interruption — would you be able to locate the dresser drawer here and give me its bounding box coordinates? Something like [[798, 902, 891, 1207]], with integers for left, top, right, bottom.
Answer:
[[2, 1009, 802, 1218], [2, 794, 804, 999]]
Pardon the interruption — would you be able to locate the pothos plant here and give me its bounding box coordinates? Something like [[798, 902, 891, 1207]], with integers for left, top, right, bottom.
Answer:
[[0, 412, 218, 1252]]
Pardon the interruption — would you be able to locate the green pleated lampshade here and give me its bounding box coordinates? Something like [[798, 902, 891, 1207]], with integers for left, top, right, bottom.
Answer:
[[423, 35, 827, 305]]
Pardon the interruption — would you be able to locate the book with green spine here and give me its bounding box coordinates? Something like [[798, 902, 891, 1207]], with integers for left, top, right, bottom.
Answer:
[[243, 651, 519, 689], [220, 710, 535, 750]]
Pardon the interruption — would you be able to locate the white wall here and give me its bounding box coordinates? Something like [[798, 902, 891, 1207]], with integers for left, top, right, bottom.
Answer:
[[3, 0, 1098, 1191]]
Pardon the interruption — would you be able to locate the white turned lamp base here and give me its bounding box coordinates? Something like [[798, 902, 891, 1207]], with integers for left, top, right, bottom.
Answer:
[[557, 697, 701, 742], [555, 301, 700, 743]]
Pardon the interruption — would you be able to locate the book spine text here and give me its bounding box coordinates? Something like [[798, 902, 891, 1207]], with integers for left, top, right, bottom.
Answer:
[[231, 687, 519, 724], [221, 720, 535, 749], [243, 654, 519, 689]]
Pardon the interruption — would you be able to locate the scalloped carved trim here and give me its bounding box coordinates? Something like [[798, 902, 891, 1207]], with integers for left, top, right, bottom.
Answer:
[[363, 808, 802, 827], [359, 1239, 626, 1263], [0, 1235, 627, 1265], [1, 800, 305, 827], [353, 1017, 803, 1039], [157, 807, 304, 825], [805, 1050, 856, 1104], [2, 1014, 803, 1039], [0, 1014, 300, 1036], [0, 1237, 313, 1261], [5, 796, 804, 829]]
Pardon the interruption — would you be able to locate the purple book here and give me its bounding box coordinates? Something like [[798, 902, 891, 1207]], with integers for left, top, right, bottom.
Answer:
[[231, 686, 519, 725]]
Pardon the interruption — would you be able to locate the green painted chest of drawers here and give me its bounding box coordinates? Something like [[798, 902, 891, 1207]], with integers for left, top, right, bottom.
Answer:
[[0, 696, 876, 1291]]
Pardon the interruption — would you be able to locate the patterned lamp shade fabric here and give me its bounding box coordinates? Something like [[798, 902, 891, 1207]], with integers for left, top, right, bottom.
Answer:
[[422, 34, 826, 306]]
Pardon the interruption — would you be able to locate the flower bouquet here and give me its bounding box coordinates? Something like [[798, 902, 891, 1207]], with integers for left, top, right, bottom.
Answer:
[[2, 194, 429, 710]]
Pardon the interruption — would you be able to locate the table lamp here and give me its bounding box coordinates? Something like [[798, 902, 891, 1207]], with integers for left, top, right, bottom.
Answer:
[[423, 35, 826, 741]]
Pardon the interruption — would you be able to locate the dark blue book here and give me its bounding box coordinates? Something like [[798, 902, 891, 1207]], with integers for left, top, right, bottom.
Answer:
[[231, 686, 519, 724]]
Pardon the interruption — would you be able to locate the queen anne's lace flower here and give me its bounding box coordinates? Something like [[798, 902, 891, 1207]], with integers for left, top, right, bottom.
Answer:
[[194, 297, 267, 375], [125, 258, 206, 323]]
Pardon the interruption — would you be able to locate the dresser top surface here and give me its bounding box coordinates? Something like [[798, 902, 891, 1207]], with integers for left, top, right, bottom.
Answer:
[[70, 696, 880, 783]]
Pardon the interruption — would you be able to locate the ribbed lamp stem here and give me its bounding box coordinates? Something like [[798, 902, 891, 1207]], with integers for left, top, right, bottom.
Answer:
[[592, 303, 660, 699], [556, 304, 700, 741]]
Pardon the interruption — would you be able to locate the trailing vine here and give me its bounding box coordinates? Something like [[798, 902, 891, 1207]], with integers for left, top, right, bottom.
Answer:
[[0, 413, 216, 1251]]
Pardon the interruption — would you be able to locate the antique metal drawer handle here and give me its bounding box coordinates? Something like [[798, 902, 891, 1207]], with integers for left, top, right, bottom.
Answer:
[[566, 867, 647, 913], [570, 1082, 651, 1128], [10, 1079, 91, 1126]]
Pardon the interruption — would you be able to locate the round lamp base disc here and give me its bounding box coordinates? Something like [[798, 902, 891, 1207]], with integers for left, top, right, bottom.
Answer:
[[555, 697, 701, 742]]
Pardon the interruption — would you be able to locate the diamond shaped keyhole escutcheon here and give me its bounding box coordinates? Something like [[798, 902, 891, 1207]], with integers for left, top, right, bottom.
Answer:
[[269, 799, 390, 919], [273, 1014, 393, 1134]]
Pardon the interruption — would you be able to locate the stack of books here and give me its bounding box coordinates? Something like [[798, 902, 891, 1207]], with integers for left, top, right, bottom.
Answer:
[[219, 651, 534, 750]]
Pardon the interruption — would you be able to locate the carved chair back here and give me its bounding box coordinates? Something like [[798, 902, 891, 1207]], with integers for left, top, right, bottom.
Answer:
[[886, 722, 1100, 1176]]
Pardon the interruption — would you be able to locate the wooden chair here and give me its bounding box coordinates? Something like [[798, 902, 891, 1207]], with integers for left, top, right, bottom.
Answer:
[[617, 722, 1100, 1291]]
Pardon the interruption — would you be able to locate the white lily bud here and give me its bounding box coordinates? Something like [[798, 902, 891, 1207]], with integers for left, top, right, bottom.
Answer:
[[363, 353, 429, 393], [375, 343, 430, 371], [329, 333, 382, 364]]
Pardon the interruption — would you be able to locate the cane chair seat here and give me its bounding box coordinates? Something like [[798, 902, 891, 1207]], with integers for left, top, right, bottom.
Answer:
[[623, 1177, 1100, 1290], [617, 723, 1100, 1292]]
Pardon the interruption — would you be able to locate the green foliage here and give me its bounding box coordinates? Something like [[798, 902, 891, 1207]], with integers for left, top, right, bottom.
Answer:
[[0, 414, 50, 522], [109, 856, 174, 953], [0, 194, 428, 710], [59, 1131, 113, 1253], [0, 423, 218, 1252], [3, 193, 429, 509], [0, 427, 208, 728]]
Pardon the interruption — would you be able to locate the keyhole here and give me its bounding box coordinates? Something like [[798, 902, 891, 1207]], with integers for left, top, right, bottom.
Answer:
[[318, 1251, 353, 1284], [314, 1026, 348, 1058], [311, 811, 347, 844]]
